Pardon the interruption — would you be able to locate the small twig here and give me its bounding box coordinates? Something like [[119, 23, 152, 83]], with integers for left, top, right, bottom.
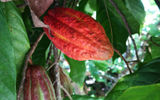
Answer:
[[150, 37, 160, 47], [109, 0, 140, 62], [114, 48, 132, 74], [17, 32, 44, 100], [61, 85, 73, 100], [47, 50, 61, 71]]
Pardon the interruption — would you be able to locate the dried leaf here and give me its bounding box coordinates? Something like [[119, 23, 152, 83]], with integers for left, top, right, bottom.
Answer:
[[28, 0, 54, 17], [60, 67, 72, 96], [30, 9, 48, 28]]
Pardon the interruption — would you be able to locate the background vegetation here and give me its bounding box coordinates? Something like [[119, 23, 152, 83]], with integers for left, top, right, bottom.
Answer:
[[0, 0, 160, 100]]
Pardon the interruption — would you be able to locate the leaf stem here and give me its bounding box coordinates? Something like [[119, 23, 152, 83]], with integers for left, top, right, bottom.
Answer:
[[109, 0, 140, 62], [17, 32, 44, 100], [114, 48, 132, 74]]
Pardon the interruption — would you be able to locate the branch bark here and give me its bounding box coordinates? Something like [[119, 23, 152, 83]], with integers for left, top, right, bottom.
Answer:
[[53, 47, 62, 100], [109, 0, 140, 62], [17, 32, 44, 100]]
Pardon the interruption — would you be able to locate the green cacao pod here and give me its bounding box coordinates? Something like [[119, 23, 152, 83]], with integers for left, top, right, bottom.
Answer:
[[24, 65, 56, 100], [43, 8, 113, 61]]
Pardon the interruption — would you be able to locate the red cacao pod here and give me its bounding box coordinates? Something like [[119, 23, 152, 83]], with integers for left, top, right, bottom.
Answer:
[[24, 65, 56, 100], [43, 8, 113, 61]]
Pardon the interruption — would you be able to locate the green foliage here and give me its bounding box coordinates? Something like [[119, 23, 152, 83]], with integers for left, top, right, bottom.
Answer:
[[0, 0, 159, 100], [64, 95, 104, 100], [76, 0, 88, 12], [0, 1, 30, 75], [149, 37, 160, 59], [65, 55, 86, 85], [148, 21, 160, 36], [96, 0, 145, 59], [87, 60, 111, 81], [92, 60, 109, 71], [32, 34, 50, 66], [118, 83, 160, 100], [0, 1, 30, 100], [105, 58, 160, 100], [125, 0, 145, 24]]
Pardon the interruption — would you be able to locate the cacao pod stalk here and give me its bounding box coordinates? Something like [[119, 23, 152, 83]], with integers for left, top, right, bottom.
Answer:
[[43, 7, 114, 61], [24, 65, 56, 100]]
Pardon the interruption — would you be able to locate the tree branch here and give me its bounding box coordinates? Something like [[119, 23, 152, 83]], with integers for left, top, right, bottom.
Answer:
[[17, 32, 44, 100], [114, 48, 132, 74], [109, 0, 140, 62], [52, 46, 62, 100]]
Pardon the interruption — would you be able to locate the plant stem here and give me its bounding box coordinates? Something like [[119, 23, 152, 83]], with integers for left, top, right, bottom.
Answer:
[[17, 32, 44, 100], [53, 47, 62, 100], [61, 85, 73, 100], [109, 0, 140, 62], [55, 64, 62, 100], [114, 48, 132, 74]]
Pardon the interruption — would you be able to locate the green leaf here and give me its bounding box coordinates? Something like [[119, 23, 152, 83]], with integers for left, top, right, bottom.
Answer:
[[87, 60, 110, 81], [32, 34, 50, 66], [76, 0, 89, 12], [148, 21, 160, 37], [118, 83, 160, 100], [65, 55, 86, 85], [0, 3, 16, 100], [0, 2, 30, 100], [93, 60, 109, 71], [64, 95, 104, 100], [88, 0, 96, 11], [125, 0, 145, 24], [76, 0, 95, 15], [149, 37, 160, 59], [96, 0, 145, 59], [88, 62, 100, 80], [0, 2, 30, 75], [105, 58, 160, 100], [143, 46, 152, 63]]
